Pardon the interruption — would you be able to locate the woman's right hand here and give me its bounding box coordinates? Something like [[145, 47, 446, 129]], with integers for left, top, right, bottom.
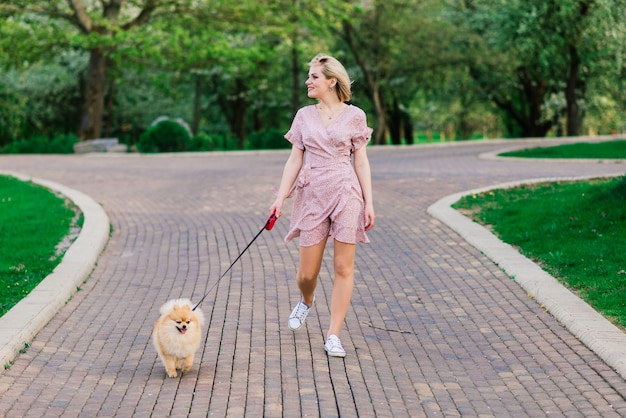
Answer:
[[269, 199, 283, 219]]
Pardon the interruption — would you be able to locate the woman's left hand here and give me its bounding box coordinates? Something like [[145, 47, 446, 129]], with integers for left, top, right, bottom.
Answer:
[[364, 205, 375, 231]]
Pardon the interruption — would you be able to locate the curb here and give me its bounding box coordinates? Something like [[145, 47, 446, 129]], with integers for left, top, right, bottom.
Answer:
[[427, 175, 626, 381], [0, 171, 110, 368]]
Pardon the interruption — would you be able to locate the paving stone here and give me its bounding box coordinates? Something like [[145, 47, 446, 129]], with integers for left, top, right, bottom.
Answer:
[[0, 140, 625, 416]]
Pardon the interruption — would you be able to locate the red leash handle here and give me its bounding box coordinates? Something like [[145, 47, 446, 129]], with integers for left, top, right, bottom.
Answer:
[[265, 213, 277, 230]]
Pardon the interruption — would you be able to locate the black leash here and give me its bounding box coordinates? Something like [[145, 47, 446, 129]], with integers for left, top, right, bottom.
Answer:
[[192, 213, 277, 311]]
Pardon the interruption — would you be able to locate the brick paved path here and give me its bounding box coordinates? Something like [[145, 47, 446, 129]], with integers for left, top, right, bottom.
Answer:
[[0, 139, 625, 417]]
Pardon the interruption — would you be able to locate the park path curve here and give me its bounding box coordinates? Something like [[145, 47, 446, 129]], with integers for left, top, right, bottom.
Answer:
[[0, 137, 625, 417]]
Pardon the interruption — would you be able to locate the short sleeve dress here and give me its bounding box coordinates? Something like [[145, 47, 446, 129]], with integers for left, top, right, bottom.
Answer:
[[284, 104, 373, 247]]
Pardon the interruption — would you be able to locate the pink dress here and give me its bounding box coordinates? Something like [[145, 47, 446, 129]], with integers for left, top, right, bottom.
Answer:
[[284, 104, 373, 246]]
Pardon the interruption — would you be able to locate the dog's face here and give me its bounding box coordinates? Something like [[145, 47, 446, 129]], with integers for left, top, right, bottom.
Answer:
[[166, 304, 200, 335]]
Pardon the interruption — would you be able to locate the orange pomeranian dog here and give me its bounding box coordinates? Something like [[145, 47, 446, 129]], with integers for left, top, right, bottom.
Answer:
[[152, 298, 205, 378]]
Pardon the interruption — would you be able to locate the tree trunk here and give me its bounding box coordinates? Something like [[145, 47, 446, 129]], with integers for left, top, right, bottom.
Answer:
[[388, 98, 402, 145], [403, 111, 414, 144], [372, 86, 386, 145], [521, 70, 547, 137], [79, 48, 107, 140], [565, 44, 581, 136]]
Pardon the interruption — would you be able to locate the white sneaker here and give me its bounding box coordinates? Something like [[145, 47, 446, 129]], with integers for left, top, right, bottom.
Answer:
[[324, 334, 346, 357], [288, 297, 314, 331]]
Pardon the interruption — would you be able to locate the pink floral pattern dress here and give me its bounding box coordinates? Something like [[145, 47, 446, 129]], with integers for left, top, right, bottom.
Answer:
[[284, 104, 373, 246]]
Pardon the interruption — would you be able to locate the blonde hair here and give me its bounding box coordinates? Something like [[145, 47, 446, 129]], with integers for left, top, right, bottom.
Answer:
[[309, 53, 352, 102]]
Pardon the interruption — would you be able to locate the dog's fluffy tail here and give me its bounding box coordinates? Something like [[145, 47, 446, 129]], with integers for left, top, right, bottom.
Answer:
[[158, 298, 194, 315], [158, 298, 205, 326]]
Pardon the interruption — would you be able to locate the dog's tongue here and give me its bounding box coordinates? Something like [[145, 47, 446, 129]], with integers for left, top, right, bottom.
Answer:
[[178, 328, 187, 334]]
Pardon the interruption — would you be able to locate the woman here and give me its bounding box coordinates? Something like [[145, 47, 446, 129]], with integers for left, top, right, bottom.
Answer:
[[270, 53, 375, 357]]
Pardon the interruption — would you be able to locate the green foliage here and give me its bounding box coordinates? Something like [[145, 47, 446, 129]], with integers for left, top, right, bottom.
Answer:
[[0, 175, 76, 317], [585, 95, 626, 135], [110, 70, 197, 139], [1, 0, 625, 146], [245, 129, 290, 150], [0, 80, 27, 145], [0, 50, 87, 146], [137, 120, 192, 153], [1, 133, 78, 154], [189, 132, 239, 151], [0, 14, 72, 70], [340, 0, 461, 143], [450, 0, 626, 137]]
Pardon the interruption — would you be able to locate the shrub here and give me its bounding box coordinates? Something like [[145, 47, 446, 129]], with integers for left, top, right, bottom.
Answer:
[[188, 132, 227, 151], [48, 134, 79, 153], [137, 120, 191, 153], [245, 129, 289, 150], [1, 133, 78, 154]]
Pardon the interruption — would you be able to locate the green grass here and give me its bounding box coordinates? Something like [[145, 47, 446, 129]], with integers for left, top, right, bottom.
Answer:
[[0, 176, 78, 316], [500, 139, 626, 159], [453, 176, 626, 329]]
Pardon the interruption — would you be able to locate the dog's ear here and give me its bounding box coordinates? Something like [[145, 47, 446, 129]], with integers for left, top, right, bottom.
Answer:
[[173, 304, 181, 311]]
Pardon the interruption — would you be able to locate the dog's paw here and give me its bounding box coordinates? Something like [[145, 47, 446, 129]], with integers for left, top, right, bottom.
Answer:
[[166, 369, 178, 378]]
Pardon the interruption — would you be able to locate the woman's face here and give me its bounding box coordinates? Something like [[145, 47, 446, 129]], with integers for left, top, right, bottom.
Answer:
[[306, 65, 334, 99]]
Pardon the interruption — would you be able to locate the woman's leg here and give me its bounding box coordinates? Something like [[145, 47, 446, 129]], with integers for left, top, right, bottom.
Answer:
[[327, 240, 357, 338], [296, 236, 328, 306]]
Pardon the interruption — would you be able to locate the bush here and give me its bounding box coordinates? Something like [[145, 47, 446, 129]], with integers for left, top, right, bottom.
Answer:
[[188, 132, 236, 151], [245, 129, 289, 150], [137, 120, 191, 153], [49, 134, 79, 153], [1, 133, 78, 154]]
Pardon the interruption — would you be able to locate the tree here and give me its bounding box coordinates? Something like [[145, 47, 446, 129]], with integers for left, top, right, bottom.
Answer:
[[0, 1, 203, 140], [109, 1, 297, 146], [339, 0, 458, 144], [570, 0, 626, 134], [453, 0, 558, 137], [454, 0, 626, 138], [2, 0, 624, 146]]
